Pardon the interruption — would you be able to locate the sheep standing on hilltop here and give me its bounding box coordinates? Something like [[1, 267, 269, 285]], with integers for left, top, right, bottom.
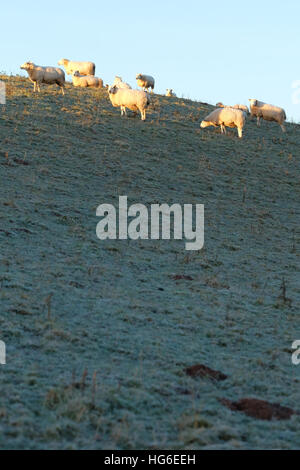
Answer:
[[233, 104, 249, 114], [58, 59, 95, 76], [136, 74, 155, 93], [216, 102, 249, 114], [112, 76, 132, 89], [20, 61, 65, 95], [72, 71, 103, 88], [249, 99, 286, 132], [166, 89, 176, 97], [200, 108, 246, 138], [108, 85, 150, 121]]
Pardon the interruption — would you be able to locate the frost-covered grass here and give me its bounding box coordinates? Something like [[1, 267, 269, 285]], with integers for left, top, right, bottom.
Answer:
[[0, 75, 299, 449]]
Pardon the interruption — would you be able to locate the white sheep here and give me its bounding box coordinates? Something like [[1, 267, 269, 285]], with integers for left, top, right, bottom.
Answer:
[[136, 74, 155, 92], [58, 59, 95, 76], [108, 85, 150, 121], [248, 99, 286, 132], [72, 71, 103, 88], [216, 102, 249, 114], [20, 61, 65, 94], [233, 104, 249, 114], [200, 108, 246, 138], [166, 89, 177, 97], [112, 76, 132, 89]]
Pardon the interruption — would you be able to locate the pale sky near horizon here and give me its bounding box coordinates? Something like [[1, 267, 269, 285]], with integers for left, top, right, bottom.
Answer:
[[1, 0, 300, 121]]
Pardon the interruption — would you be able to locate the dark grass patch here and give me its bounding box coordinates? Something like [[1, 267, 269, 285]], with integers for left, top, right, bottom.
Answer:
[[220, 398, 298, 421], [185, 364, 228, 381], [171, 275, 194, 281]]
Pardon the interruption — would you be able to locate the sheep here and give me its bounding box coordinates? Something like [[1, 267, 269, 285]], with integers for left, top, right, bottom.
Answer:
[[216, 102, 249, 114], [112, 76, 132, 89], [72, 71, 103, 88], [200, 108, 246, 138], [136, 74, 155, 92], [166, 89, 176, 97], [20, 61, 65, 95], [248, 99, 286, 132], [108, 85, 150, 121], [58, 59, 95, 76], [233, 104, 249, 114]]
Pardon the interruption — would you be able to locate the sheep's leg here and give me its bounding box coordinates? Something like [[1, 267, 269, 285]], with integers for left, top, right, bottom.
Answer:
[[57, 80, 65, 95], [138, 107, 145, 121], [238, 127, 243, 138], [280, 123, 286, 133], [32, 81, 37, 93], [257, 116, 260, 127], [37, 82, 41, 93]]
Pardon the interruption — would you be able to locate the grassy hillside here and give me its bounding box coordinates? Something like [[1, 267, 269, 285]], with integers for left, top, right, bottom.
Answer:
[[0, 75, 299, 450]]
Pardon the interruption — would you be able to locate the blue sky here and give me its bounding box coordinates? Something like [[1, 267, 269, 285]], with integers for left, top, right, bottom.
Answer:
[[1, 0, 300, 121]]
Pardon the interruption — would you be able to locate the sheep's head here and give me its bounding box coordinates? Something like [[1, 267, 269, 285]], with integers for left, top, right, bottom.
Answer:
[[200, 121, 210, 128], [73, 71, 81, 77], [108, 85, 118, 94], [115, 76, 122, 81], [58, 59, 67, 66], [249, 99, 257, 107], [136, 74, 142, 80], [20, 61, 34, 70], [216, 102, 224, 107]]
